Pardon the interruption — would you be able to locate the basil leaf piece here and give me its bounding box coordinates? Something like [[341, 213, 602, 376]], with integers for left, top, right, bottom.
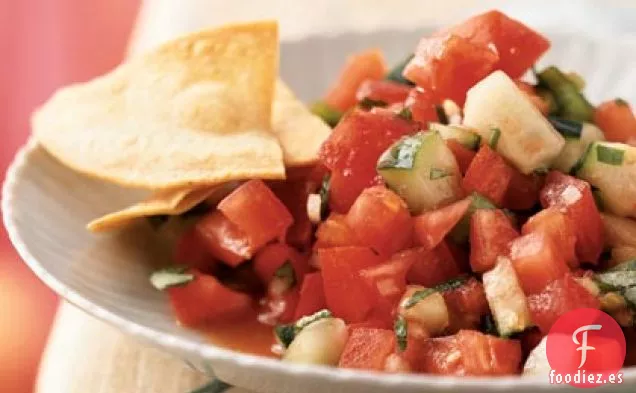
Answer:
[[274, 324, 296, 348], [488, 128, 501, 149], [597, 145, 625, 166], [548, 117, 583, 139], [150, 266, 194, 291], [319, 174, 331, 220], [615, 98, 629, 107], [296, 309, 332, 331], [403, 288, 436, 309], [435, 276, 469, 292], [394, 316, 408, 352], [189, 378, 232, 393], [386, 54, 416, 86], [310, 101, 343, 128], [275, 309, 333, 348], [397, 107, 413, 121], [377, 135, 423, 170]]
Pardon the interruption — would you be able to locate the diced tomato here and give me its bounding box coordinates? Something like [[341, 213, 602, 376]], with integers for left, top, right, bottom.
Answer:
[[339, 328, 396, 371], [293, 272, 327, 320], [404, 87, 439, 125], [463, 145, 515, 206], [414, 198, 471, 250], [270, 180, 315, 249], [218, 180, 293, 253], [314, 213, 360, 248], [442, 278, 490, 331], [503, 171, 543, 210], [356, 79, 412, 105], [594, 99, 636, 144], [173, 228, 215, 271], [324, 49, 387, 112], [403, 34, 498, 105], [510, 232, 569, 295], [445, 139, 476, 175], [319, 247, 383, 322], [406, 242, 466, 287], [444, 10, 550, 78], [522, 207, 578, 268], [359, 253, 414, 305], [527, 274, 601, 334], [195, 211, 252, 267], [253, 243, 309, 285], [346, 186, 413, 257], [167, 270, 253, 327], [540, 171, 604, 263], [469, 209, 519, 273], [418, 330, 521, 376], [319, 109, 418, 212], [516, 81, 550, 115]]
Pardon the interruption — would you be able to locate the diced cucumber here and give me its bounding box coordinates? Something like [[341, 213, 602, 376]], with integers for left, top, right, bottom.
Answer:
[[536, 88, 559, 115], [429, 123, 481, 150], [552, 122, 605, 172], [377, 131, 463, 214], [576, 141, 636, 218], [463, 71, 565, 174], [310, 101, 342, 127], [399, 285, 450, 336], [283, 317, 348, 366], [482, 257, 533, 337], [601, 213, 636, 248], [386, 54, 415, 86], [537, 66, 595, 122], [523, 337, 550, 377], [450, 193, 496, 244]]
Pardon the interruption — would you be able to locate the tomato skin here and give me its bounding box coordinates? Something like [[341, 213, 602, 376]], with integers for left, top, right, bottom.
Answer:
[[359, 252, 414, 306], [270, 180, 316, 249], [540, 171, 604, 264], [404, 87, 439, 125], [503, 171, 543, 210], [406, 242, 466, 287], [167, 270, 253, 327], [218, 180, 293, 253], [346, 186, 413, 257], [414, 198, 471, 251], [324, 49, 387, 112], [442, 278, 490, 332], [173, 228, 215, 271], [253, 242, 309, 285], [595, 99, 636, 143], [339, 328, 396, 371], [444, 10, 550, 79], [469, 209, 519, 273], [445, 139, 476, 175], [314, 213, 360, 249], [522, 207, 578, 268], [510, 232, 569, 295], [527, 274, 601, 334], [293, 272, 327, 320], [462, 145, 514, 206], [318, 247, 383, 323], [403, 34, 498, 105], [319, 109, 418, 212], [356, 79, 412, 105], [418, 330, 521, 376], [195, 211, 252, 267]]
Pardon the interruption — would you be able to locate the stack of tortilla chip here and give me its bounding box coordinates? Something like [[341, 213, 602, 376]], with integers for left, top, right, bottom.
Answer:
[[31, 21, 331, 232]]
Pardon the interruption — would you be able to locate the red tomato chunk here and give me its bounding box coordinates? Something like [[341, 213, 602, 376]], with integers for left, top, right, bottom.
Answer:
[[414, 197, 471, 251], [522, 207, 578, 268], [293, 272, 327, 320], [462, 145, 514, 207], [442, 278, 490, 331], [339, 328, 396, 371], [406, 243, 466, 287], [470, 209, 519, 273], [173, 227, 216, 271], [195, 211, 252, 267], [594, 99, 636, 144], [445, 139, 476, 175], [356, 79, 412, 105], [404, 87, 439, 125], [314, 213, 360, 249], [510, 232, 569, 295], [253, 242, 308, 285]]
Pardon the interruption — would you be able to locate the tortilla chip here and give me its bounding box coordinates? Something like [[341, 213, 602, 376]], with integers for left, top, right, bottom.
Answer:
[[33, 21, 285, 189], [87, 183, 239, 232], [273, 81, 332, 166]]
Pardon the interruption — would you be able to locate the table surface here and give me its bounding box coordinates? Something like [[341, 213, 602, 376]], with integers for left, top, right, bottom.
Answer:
[[35, 1, 636, 392]]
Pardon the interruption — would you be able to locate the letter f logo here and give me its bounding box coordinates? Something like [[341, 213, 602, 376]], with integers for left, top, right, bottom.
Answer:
[[572, 324, 602, 369]]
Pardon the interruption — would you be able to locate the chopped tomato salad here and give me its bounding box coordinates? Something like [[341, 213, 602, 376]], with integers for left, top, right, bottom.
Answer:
[[150, 10, 636, 377]]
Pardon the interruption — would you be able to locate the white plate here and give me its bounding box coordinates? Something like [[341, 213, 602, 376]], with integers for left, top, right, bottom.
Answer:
[[4, 30, 636, 393]]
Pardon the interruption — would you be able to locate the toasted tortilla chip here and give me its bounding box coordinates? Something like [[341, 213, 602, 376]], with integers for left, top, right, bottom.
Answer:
[[33, 21, 285, 189], [87, 183, 239, 232], [273, 81, 332, 166]]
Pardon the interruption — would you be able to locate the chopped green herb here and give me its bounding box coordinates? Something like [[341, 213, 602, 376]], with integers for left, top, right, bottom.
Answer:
[[436, 105, 449, 125], [397, 107, 413, 121], [536, 88, 559, 115], [537, 66, 594, 122], [394, 316, 408, 352], [274, 324, 296, 348], [435, 276, 469, 292], [549, 117, 583, 139], [615, 98, 629, 107], [386, 54, 415, 86], [150, 266, 194, 291], [147, 215, 169, 229], [310, 101, 343, 127], [565, 72, 586, 91], [488, 128, 501, 149], [430, 167, 450, 180], [403, 288, 436, 309], [597, 145, 625, 166], [570, 143, 594, 175], [319, 174, 331, 220], [274, 261, 296, 286], [359, 97, 388, 110], [377, 135, 423, 170]]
